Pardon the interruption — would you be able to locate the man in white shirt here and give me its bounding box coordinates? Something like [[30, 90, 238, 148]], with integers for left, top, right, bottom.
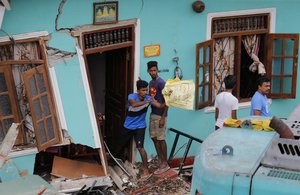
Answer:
[[215, 75, 239, 130]]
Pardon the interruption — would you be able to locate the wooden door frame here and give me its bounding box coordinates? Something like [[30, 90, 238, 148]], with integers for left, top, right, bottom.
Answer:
[[78, 19, 140, 174]]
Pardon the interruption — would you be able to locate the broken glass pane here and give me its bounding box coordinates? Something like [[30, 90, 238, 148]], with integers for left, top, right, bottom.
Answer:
[[0, 73, 8, 93], [0, 95, 12, 116], [4, 118, 14, 132]]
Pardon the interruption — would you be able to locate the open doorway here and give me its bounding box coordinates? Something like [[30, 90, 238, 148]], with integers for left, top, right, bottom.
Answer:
[[86, 47, 133, 159]]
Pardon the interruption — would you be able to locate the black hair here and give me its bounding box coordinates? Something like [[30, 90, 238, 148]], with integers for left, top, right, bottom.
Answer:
[[224, 75, 236, 89], [147, 61, 158, 70], [257, 76, 270, 86], [136, 79, 148, 90]]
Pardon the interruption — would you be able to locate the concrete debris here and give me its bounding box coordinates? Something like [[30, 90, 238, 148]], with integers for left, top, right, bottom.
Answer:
[[51, 176, 112, 193], [0, 175, 60, 195], [113, 165, 130, 185], [108, 166, 127, 191], [46, 46, 76, 67], [104, 142, 131, 177], [0, 123, 19, 168], [123, 161, 138, 180], [106, 158, 192, 195]]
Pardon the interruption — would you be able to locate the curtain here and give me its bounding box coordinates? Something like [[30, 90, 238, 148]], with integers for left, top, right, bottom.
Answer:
[[213, 37, 235, 98], [242, 35, 266, 75]]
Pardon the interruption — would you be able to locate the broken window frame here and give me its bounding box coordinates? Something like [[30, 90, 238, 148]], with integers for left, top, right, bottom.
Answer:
[[23, 64, 60, 151], [0, 37, 61, 151], [0, 65, 23, 144]]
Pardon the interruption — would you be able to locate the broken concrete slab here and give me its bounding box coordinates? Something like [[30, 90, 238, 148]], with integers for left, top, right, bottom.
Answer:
[[124, 161, 138, 180], [0, 123, 19, 168], [113, 165, 130, 183], [0, 175, 59, 195], [51, 176, 112, 193], [51, 156, 105, 179], [108, 166, 126, 191]]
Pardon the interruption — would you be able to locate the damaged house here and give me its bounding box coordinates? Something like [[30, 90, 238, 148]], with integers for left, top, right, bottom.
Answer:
[[0, 0, 300, 193]]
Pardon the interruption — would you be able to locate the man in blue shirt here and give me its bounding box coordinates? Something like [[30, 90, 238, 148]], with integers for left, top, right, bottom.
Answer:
[[250, 77, 271, 117], [120, 80, 163, 180]]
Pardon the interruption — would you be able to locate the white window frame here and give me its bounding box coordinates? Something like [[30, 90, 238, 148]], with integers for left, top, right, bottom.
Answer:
[[205, 8, 276, 112]]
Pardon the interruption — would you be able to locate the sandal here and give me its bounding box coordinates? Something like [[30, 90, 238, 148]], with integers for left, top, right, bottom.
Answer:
[[154, 165, 170, 175]]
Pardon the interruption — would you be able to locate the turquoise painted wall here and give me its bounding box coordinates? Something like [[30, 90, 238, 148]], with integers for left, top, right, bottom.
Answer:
[[2, 0, 300, 159]]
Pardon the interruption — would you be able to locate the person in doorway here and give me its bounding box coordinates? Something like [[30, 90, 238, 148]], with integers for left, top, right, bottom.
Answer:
[[147, 61, 170, 175], [215, 75, 239, 130], [250, 76, 271, 117], [120, 79, 164, 181]]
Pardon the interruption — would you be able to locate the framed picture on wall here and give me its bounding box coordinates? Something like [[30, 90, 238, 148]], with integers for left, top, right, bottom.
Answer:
[[93, 1, 118, 25]]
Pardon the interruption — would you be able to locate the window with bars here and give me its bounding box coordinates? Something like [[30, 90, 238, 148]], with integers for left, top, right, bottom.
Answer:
[[195, 13, 299, 110], [82, 25, 134, 51], [211, 14, 269, 37]]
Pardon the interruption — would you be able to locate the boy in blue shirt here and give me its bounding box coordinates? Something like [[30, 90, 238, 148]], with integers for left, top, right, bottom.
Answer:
[[120, 80, 164, 180]]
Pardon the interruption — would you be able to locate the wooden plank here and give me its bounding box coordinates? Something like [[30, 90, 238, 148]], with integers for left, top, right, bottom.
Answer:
[[0, 60, 44, 65], [51, 156, 105, 179], [83, 41, 133, 55]]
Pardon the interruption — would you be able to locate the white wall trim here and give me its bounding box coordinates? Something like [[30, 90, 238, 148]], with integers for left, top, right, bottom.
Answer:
[[49, 67, 68, 130], [0, 31, 49, 42], [76, 47, 101, 148], [0, 5, 5, 29], [134, 19, 141, 93], [206, 8, 276, 40], [8, 147, 38, 158]]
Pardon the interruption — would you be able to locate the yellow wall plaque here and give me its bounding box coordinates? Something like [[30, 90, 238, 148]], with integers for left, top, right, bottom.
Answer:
[[144, 44, 160, 57]]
